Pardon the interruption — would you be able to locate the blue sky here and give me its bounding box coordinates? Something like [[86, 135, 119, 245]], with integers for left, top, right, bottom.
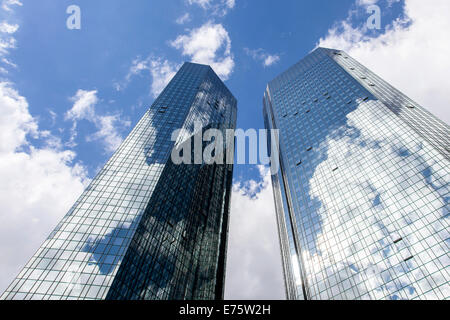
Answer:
[[1, 0, 449, 299], [6, 0, 404, 179]]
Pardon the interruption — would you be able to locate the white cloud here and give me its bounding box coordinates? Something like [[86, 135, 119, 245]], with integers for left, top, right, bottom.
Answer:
[[0, 22, 19, 34], [187, 0, 235, 16], [263, 55, 280, 67], [2, 57, 17, 69], [0, 4, 19, 74], [176, 12, 191, 25], [0, 0, 119, 297], [0, 37, 16, 55], [0, 25, 17, 61], [116, 56, 180, 98], [225, 166, 285, 300], [170, 21, 235, 80], [65, 90, 130, 153], [65, 89, 97, 121], [317, 0, 450, 124], [245, 48, 281, 67], [188, 0, 212, 9], [86, 114, 129, 154], [148, 58, 180, 97], [357, 0, 379, 6], [118, 22, 234, 95], [305, 99, 448, 299], [226, 0, 235, 8], [1, 0, 22, 12], [358, 0, 400, 7], [0, 82, 37, 152], [0, 82, 89, 294]]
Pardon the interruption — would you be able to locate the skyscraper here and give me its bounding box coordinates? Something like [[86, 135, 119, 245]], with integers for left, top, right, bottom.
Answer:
[[263, 48, 449, 300], [1, 62, 237, 300]]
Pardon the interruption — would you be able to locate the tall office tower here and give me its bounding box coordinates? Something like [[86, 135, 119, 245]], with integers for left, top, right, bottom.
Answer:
[[1, 63, 237, 300], [263, 48, 449, 300]]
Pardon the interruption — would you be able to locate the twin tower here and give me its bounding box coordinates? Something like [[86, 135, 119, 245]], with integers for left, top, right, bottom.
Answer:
[[2, 48, 449, 300]]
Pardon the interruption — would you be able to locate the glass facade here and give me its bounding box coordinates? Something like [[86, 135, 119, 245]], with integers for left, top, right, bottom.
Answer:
[[1, 62, 237, 300], [263, 47, 449, 300]]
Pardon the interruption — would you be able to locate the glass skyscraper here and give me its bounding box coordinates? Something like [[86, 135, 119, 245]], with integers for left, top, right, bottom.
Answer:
[[263, 47, 449, 300], [1, 62, 237, 300]]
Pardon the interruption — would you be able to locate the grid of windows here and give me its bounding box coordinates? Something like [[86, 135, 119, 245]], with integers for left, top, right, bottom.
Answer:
[[106, 67, 236, 300], [264, 48, 449, 300], [1, 62, 237, 300]]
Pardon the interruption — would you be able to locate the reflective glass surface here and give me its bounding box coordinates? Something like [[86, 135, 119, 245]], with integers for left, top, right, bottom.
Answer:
[[264, 48, 449, 300], [1, 62, 237, 300]]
